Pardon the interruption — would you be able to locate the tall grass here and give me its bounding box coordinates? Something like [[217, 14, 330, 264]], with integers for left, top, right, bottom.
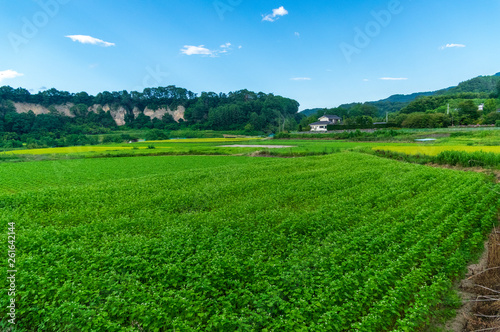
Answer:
[[373, 149, 500, 168]]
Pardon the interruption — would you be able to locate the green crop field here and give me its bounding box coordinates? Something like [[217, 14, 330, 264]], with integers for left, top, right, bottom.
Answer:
[[1, 152, 498, 331], [1, 138, 396, 160]]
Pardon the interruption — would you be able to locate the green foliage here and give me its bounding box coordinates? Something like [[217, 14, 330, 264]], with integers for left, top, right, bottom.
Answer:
[[483, 99, 498, 114], [1, 154, 497, 331], [401, 112, 451, 128], [434, 150, 500, 167], [101, 135, 124, 144], [457, 100, 479, 121], [374, 149, 500, 168], [442, 75, 500, 95]]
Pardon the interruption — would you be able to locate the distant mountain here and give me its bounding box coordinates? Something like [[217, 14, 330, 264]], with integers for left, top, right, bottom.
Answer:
[[337, 90, 443, 116], [336, 73, 499, 115], [300, 108, 323, 116], [376, 91, 442, 104], [436, 74, 500, 95]]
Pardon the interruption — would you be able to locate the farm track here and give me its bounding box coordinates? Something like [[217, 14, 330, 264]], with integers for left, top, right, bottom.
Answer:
[[445, 224, 500, 332]]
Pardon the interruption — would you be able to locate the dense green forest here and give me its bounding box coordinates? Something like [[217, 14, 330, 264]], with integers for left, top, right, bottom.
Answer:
[[0, 86, 302, 148]]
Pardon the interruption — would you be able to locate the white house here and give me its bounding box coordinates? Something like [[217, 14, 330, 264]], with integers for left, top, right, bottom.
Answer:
[[478, 104, 485, 111], [310, 115, 341, 132]]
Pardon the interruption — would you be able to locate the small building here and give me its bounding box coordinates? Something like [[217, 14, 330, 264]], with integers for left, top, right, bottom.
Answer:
[[318, 115, 342, 124], [478, 104, 485, 111], [310, 115, 342, 132]]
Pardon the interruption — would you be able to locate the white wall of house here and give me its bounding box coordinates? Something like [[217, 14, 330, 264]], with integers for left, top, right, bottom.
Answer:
[[311, 125, 328, 132]]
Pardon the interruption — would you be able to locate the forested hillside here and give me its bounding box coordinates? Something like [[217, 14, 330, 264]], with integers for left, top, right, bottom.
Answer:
[[0, 86, 302, 147], [300, 73, 500, 129]]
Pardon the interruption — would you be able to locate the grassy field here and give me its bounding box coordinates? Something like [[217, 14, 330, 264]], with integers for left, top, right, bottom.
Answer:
[[1, 138, 392, 160], [1, 152, 498, 331]]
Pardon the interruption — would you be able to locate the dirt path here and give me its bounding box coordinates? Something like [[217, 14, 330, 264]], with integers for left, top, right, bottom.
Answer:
[[445, 225, 500, 331]]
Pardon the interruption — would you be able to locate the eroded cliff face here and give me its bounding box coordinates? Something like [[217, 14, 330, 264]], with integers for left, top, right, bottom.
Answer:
[[13, 103, 185, 126], [13, 103, 74, 117], [144, 106, 185, 122]]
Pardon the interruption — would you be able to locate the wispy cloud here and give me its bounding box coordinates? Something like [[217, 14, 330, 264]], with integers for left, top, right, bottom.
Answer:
[[290, 77, 311, 81], [181, 45, 213, 56], [66, 35, 115, 47], [380, 77, 408, 81], [294, 32, 300, 38], [0, 69, 24, 83], [219, 43, 231, 53], [262, 6, 288, 22], [440, 43, 466, 50], [181, 43, 236, 57]]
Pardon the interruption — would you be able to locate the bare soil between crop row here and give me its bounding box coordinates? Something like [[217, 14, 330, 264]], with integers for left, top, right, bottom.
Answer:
[[445, 225, 500, 331]]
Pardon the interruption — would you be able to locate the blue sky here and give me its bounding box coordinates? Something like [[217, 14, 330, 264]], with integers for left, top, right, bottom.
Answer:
[[1, 0, 499, 110]]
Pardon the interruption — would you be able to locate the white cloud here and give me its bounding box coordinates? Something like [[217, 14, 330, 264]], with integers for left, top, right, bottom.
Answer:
[[380, 77, 408, 81], [290, 77, 311, 81], [0, 70, 24, 83], [440, 43, 466, 50], [181, 42, 238, 57], [363, 79, 370, 82], [262, 6, 289, 22], [294, 32, 300, 38], [181, 45, 213, 56], [66, 35, 115, 47]]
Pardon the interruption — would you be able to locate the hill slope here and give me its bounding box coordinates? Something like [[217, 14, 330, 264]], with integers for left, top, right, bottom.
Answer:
[[335, 73, 499, 115]]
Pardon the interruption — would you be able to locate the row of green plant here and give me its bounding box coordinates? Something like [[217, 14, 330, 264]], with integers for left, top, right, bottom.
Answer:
[[1, 153, 498, 331], [373, 149, 500, 168]]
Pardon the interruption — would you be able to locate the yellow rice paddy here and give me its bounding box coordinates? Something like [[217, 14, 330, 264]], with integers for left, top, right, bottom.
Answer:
[[3, 146, 151, 155], [147, 137, 261, 143]]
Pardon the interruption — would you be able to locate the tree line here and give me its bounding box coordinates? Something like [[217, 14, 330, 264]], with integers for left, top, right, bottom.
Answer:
[[300, 79, 500, 130], [0, 86, 302, 148]]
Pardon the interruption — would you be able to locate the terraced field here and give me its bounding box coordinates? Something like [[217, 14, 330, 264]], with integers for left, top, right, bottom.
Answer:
[[1, 153, 498, 331]]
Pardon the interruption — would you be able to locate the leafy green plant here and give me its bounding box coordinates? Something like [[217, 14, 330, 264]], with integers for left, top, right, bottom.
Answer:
[[1, 153, 498, 331]]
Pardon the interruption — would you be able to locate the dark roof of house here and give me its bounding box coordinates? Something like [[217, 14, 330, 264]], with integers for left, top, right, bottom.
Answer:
[[321, 115, 341, 120], [310, 121, 332, 126]]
